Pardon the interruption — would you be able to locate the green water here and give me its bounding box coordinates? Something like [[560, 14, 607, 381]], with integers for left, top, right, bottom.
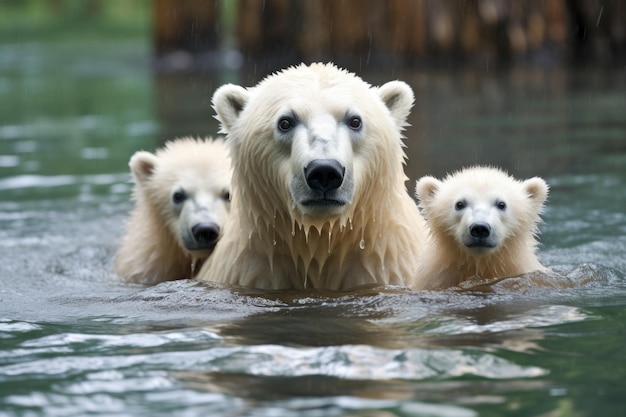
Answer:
[[1, 29, 626, 417]]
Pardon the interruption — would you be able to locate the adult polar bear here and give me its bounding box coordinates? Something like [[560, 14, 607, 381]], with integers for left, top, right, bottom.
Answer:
[[197, 63, 428, 290]]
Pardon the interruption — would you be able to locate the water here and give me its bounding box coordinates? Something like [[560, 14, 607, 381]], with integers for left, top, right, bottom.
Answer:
[[1, 34, 626, 417]]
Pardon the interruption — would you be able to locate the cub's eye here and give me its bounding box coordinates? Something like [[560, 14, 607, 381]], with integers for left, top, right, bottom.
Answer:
[[347, 116, 362, 131], [221, 188, 231, 202], [172, 189, 187, 204], [496, 201, 507, 210], [455, 200, 466, 211], [277, 116, 295, 132]]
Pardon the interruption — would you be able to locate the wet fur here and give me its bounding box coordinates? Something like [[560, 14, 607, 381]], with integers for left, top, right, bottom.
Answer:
[[114, 137, 231, 284], [413, 166, 549, 290], [197, 63, 428, 290]]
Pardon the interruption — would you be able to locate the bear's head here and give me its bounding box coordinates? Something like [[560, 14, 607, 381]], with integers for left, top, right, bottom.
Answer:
[[212, 63, 414, 232], [416, 166, 548, 256], [130, 138, 232, 257]]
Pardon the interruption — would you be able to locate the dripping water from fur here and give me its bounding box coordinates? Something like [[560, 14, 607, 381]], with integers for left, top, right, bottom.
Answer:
[[272, 211, 277, 245], [190, 259, 197, 277], [360, 208, 366, 250], [328, 230, 332, 253]]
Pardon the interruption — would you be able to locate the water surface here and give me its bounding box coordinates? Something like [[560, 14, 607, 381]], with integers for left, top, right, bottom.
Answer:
[[1, 36, 626, 417]]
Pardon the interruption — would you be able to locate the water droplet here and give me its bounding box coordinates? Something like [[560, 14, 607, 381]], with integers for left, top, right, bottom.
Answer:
[[328, 231, 332, 253], [272, 222, 276, 245], [359, 239, 365, 250]]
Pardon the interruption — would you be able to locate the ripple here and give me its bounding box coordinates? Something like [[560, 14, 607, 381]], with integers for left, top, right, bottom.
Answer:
[[225, 344, 547, 380], [0, 174, 76, 190], [430, 304, 589, 335], [0, 319, 41, 333]]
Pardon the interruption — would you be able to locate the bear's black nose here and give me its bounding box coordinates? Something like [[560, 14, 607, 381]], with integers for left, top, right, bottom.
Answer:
[[304, 159, 345, 193], [192, 222, 220, 246], [470, 222, 491, 239]]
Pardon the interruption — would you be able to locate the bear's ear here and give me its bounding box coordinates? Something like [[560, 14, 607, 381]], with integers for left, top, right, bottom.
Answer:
[[523, 177, 549, 208], [129, 151, 158, 185], [415, 176, 442, 206], [378, 81, 414, 127], [212, 84, 250, 134]]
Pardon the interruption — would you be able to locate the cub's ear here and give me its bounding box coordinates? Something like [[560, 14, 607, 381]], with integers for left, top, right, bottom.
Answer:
[[523, 177, 549, 209], [415, 176, 442, 206], [129, 151, 158, 185], [378, 81, 414, 128], [212, 84, 250, 134]]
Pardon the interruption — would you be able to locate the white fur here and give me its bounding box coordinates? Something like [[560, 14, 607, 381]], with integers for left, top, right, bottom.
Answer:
[[197, 63, 428, 290], [114, 137, 232, 284], [413, 166, 549, 289]]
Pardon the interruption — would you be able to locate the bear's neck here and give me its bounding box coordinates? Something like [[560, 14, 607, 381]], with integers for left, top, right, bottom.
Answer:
[[432, 232, 538, 285], [239, 185, 422, 290]]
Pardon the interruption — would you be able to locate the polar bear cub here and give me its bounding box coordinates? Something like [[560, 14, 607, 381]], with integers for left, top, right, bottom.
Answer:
[[413, 166, 549, 290], [115, 137, 232, 284]]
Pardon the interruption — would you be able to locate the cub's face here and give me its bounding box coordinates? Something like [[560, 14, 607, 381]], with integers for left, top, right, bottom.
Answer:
[[163, 169, 231, 255], [416, 168, 548, 255], [130, 140, 232, 257], [443, 188, 513, 251], [212, 63, 414, 222]]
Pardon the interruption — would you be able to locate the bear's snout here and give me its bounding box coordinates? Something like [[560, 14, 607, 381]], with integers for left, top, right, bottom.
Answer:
[[465, 222, 496, 249], [469, 222, 491, 239], [191, 222, 220, 248], [304, 159, 345, 193]]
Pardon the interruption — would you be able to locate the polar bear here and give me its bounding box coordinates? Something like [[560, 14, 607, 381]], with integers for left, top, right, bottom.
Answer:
[[413, 166, 549, 290], [114, 137, 232, 284], [196, 63, 428, 290]]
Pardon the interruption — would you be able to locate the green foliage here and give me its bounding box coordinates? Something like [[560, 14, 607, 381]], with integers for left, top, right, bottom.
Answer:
[[0, 0, 149, 41]]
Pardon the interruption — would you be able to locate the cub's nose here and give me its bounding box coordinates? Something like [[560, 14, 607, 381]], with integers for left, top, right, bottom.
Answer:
[[304, 159, 345, 193], [469, 222, 491, 239], [192, 222, 220, 246]]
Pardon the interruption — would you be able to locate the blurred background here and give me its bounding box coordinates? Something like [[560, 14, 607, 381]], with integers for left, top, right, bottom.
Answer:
[[0, 0, 624, 201], [154, 0, 626, 71]]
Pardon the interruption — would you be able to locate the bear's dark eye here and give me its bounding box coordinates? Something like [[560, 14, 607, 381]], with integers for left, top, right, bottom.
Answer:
[[455, 200, 466, 211], [172, 189, 187, 204], [496, 201, 507, 210], [277, 116, 295, 132], [347, 116, 362, 131], [221, 188, 231, 202]]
